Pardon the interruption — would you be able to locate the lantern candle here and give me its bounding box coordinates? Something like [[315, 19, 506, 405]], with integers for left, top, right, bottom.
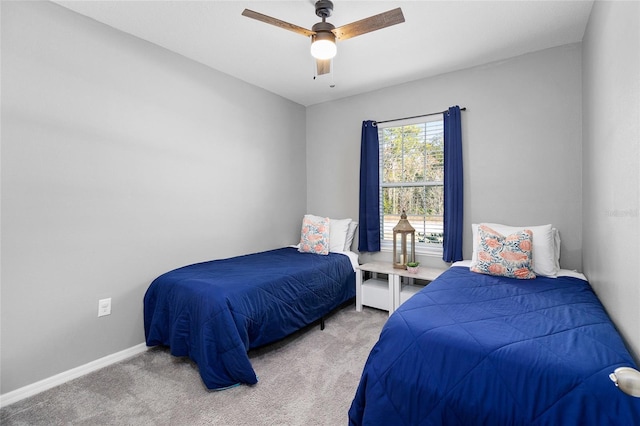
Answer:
[[392, 210, 416, 270]]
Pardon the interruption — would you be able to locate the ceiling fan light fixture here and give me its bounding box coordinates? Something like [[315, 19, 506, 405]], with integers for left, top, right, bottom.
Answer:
[[242, 3, 405, 76], [310, 31, 337, 60]]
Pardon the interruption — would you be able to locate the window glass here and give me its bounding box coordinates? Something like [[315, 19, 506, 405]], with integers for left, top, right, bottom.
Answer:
[[379, 116, 444, 247]]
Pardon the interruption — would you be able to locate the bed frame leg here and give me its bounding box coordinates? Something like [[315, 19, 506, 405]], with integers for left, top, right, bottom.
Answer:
[[320, 317, 325, 330]]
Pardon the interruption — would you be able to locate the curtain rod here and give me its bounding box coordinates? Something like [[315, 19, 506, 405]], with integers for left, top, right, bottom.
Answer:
[[377, 107, 466, 124]]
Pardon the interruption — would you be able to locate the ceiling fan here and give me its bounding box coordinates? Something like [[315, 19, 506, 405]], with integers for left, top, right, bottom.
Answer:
[[241, 0, 405, 76]]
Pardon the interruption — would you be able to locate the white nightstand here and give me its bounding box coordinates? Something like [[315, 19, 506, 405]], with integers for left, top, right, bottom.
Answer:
[[356, 261, 446, 316]]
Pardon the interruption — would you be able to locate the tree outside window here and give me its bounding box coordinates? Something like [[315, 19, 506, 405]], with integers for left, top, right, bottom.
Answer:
[[379, 117, 444, 247]]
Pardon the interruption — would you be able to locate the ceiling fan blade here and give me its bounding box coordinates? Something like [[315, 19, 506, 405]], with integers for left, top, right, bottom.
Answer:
[[242, 9, 315, 37], [332, 8, 405, 41], [316, 59, 331, 75]]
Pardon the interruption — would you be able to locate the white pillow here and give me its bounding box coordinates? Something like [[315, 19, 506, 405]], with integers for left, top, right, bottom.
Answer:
[[329, 218, 352, 253], [552, 228, 561, 271], [344, 221, 358, 251], [470, 223, 559, 277]]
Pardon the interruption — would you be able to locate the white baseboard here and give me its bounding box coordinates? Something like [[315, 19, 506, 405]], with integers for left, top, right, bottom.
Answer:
[[0, 343, 148, 408]]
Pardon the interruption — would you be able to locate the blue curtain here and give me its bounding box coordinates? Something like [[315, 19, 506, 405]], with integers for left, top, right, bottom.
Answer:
[[358, 120, 381, 252], [443, 106, 464, 262]]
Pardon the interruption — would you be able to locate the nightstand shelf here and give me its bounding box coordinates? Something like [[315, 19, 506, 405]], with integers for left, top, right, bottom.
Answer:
[[399, 283, 423, 306], [356, 261, 446, 316], [361, 278, 392, 311]]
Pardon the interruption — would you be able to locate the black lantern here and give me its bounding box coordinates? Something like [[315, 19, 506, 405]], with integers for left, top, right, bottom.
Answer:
[[392, 210, 416, 269]]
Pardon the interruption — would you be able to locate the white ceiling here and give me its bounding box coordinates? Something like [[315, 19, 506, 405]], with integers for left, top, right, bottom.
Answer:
[[53, 0, 594, 107]]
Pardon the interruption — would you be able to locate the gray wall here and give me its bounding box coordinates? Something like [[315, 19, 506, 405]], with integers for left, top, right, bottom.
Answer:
[[307, 44, 584, 271], [1, 1, 306, 394], [582, 0, 640, 362]]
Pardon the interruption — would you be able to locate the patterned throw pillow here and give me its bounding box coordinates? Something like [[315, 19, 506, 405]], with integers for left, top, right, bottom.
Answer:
[[470, 225, 536, 279], [298, 214, 330, 255]]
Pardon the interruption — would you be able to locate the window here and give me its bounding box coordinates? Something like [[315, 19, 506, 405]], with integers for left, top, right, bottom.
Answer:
[[379, 115, 444, 253]]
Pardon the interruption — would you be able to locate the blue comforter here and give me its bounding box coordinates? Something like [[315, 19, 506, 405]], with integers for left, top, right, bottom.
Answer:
[[349, 266, 640, 425], [144, 247, 355, 390]]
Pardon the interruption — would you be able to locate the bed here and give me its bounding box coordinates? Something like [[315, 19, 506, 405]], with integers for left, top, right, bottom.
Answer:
[[349, 224, 640, 425], [144, 246, 356, 389], [144, 215, 357, 390]]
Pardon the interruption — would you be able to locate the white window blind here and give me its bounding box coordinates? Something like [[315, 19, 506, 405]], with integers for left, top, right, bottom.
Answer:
[[379, 115, 444, 248]]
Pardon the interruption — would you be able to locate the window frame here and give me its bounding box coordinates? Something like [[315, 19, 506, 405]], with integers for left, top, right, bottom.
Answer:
[[377, 114, 445, 257]]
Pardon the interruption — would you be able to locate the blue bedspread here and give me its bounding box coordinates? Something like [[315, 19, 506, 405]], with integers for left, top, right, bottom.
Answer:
[[349, 266, 640, 425], [144, 247, 355, 390]]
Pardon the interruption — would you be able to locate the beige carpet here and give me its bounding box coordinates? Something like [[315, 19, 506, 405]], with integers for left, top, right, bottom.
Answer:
[[1, 303, 387, 425]]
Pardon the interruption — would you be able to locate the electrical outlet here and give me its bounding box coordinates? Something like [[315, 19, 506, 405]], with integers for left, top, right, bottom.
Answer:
[[98, 298, 111, 317]]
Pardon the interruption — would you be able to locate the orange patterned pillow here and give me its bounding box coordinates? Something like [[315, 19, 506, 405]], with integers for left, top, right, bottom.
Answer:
[[470, 225, 536, 279], [298, 214, 330, 255]]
